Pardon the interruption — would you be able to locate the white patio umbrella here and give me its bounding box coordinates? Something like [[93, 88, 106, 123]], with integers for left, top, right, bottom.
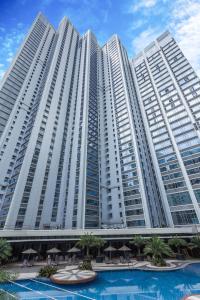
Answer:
[[22, 248, 37, 261], [104, 245, 117, 252], [104, 245, 116, 260], [46, 248, 61, 264], [47, 247, 61, 254], [22, 248, 37, 254], [118, 245, 131, 260], [118, 245, 131, 252], [67, 247, 81, 253]]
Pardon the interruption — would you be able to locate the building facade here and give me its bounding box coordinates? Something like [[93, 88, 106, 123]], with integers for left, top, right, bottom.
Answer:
[[0, 14, 200, 230], [132, 31, 200, 227]]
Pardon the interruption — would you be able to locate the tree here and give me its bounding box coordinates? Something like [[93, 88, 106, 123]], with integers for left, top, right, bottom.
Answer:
[[0, 270, 16, 283], [0, 239, 12, 263], [168, 236, 187, 254], [189, 236, 200, 250], [76, 233, 96, 257], [0, 290, 16, 300], [93, 237, 105, 256], [130, 235, 146, 256], [144, 236, 173, 266]]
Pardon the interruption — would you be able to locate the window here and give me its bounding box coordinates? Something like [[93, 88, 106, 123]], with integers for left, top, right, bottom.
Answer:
[[167, 192, 192, 206], [171, 210, 198, 225], [194, 190, 200, 203]]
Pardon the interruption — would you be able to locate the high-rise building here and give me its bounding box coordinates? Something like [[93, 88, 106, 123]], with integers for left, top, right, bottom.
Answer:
[[0, 13, 54, 138], [132, 31, 200, 227], [99, 35, 165, 229], [0, 14, 200, 230]]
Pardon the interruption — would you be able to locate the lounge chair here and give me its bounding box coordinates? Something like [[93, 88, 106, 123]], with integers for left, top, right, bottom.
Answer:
[[112, 258, 120, 264], [105, 256, 111, 264], [22, 259, 33, 267], [120, 256, 126, 264], [66, 257, 72, 265], [47, 257, 52, 265], [74, 258, 79, 265], [22, 259, 28, 267], [64, 255, 69, 261]]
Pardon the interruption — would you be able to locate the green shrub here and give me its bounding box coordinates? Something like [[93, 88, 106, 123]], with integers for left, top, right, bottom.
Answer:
[[152, 256, 167, 267], [168, 236, 187, 254], [39, 265, 57, 278], [79, 259, 92, 270], [0, 270, 16, 283], [0, 239, 12, 264], [0, 290, 16, 299]]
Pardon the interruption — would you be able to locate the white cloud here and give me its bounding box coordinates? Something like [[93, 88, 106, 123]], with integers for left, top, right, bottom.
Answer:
[[130, 0, 200, 76], [6, 57, 13, 63], [0, 25, 26, 82], [17, 22, 24, 29], [130, 19, 146, 31], [102, 10, 109, 23], [130, 0, 157, 12], [132, 27, 161, 54], [169, 0, 200, 76], [0, 69, 5, 81]]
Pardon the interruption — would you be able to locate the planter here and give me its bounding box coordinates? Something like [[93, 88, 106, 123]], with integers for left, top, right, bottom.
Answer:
[[96, 256, 104, 263]]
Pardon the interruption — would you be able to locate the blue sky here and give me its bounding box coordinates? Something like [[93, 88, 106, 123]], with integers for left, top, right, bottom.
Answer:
[[0, 0, 200, 80]]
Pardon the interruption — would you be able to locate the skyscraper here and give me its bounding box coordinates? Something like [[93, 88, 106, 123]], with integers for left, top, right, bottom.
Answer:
[[0, 14, 200, 230], [132, 31, 200, 227], [0, 13, 54, 138], [99, 35, 165, 229]]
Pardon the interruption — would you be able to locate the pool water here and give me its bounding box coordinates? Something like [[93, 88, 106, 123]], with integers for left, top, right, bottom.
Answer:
[[1, 263, 200, 300]]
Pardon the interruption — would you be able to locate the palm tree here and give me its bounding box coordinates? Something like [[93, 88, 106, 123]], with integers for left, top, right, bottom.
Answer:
[[130, 235, 146, 256], [76, 233, 96, 257], [0, 239, 12, 263], [189, 236, 200, 250], [188, 236, 200, 258], [94, 237, 105, 256], [144, 236, 173, 266], [168, 236, 187, 254]]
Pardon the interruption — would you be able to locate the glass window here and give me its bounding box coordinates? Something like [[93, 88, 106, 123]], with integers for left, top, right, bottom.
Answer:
[[164, 181, 185, 190], [194, 190, 200, 203], [167, 192, 192, 206], [181, 146, 200, 158], [191, 178, 200, 186], [171, 210, 198, 225], [127, 220, 145, 227], [126, 209, 143, 216]]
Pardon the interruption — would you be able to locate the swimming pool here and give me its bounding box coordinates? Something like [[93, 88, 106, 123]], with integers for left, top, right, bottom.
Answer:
[[1, 263, 200, 300]]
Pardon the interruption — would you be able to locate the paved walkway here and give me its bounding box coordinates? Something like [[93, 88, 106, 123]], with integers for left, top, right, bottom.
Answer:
[[5, 259, 200, 280], [183, 296, 200, 300], [92, 259, 194, 271], [6, 264, 78, 280]]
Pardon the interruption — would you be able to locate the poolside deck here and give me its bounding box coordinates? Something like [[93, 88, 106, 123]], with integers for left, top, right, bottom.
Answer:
[[183, 296, 200, 300], [5, 259, 200, 280]]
